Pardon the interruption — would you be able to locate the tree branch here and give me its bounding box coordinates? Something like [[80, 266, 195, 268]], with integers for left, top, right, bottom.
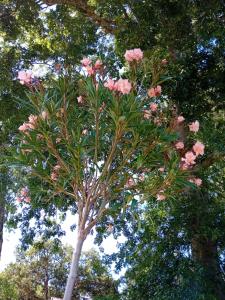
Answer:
[[42, 0, 116, 33]]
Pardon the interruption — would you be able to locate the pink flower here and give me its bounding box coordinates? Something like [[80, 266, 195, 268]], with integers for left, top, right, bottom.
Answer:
[[177, 116, 185, 123], [86, 66, 95, 76], [195, 178, 202, 186], [54, 63, 61, 72], [150, 103, 158, 112], [16, 196, 22, 203], [28, 115, 38, 129], [124, 50, 134, 62], [143, 110, 151, 119], [37, 134, 44, 140], [104, 79, 116, 91], [81, 57, 91, 66], [18, 123, 30, 132], [41, 111, 48, 120], [148, 85, 162, 98], [193, 141, 205, 156], [125, 177, 135, 188], [133, 48, 144, 60], [189, 177, 202, 186], [157, 192, 166, 201], [82, 129, 88, 135], [161, 59, 168, 65], [116, 79, 132, 94], [105, 78, 132, 94], [124, 48, 143, 62], [51, 172, 58, 181], [21, 187, 28, 197], [189, 121, 200, 133], [99, 102, 106, 113], [24, 196, 31, 203], [28, 114, 37, 124], [182, 151, 196, 165], [94, 59, 103, 69], [180, 163, 189, 170], [158, 167, 165, 172], [175, 141, 184, 150], [107, 224, 114, 233], [77, 96, 84, 104], [53, 165, 61, 171], [138, 174, 145, 182], [18, 70, 32, 85], [154, 118, 162, 126]]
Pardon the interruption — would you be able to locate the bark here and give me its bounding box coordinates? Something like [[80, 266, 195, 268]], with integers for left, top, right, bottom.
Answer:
[[192, 237, 225, 299], [0, 195, 5, 259], [0, 199, 5, 259], [191, 218, 225, 299], [63, 231, 85, 300], [42, 0, 116, 33], [44, 269, 49, 300]]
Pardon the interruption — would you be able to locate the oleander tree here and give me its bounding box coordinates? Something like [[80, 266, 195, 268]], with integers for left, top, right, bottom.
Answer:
[[11, 49, 204, 299]]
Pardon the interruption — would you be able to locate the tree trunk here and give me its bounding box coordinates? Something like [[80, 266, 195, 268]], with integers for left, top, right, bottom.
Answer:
[[191, 230, 225, 299], [63, 232, 85, 300], [44, 271, 49, 300]]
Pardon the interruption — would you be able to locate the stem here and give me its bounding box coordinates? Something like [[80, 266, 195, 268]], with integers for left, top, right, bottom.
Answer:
[[63, 232, 85, 300], [94, 113, 99, 165]]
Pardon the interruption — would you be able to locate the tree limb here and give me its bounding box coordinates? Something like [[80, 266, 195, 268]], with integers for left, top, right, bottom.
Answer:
[[42, 0, 116, 33]]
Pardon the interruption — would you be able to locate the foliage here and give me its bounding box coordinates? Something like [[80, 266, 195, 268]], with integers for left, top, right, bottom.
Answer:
[[9, 55, 195, 248], [0, 272, 18, 300]]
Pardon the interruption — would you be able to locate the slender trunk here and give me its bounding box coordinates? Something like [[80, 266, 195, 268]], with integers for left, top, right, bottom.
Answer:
[[63, 232, 85, 300], [0, 196, 5, 259], [44, 271, 49, 300]]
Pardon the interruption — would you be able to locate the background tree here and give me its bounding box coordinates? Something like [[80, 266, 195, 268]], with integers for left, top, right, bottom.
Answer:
[[0, 241, 119, 300]]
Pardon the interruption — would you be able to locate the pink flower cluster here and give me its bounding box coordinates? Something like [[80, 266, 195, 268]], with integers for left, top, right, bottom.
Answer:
[[81, 58, 103, 76], [18, 71, 32, 85], [18, 114, 38, 132], [150, 103, 158, 112], [125, 177, 136, 188], [18, 111, 48, 133], [77, 96, 84, 104], [181, 141, 205, 168], [148, 86, 162, 98], [189, 120, 199, 132], [189, 177, 202, 186], [104, 78, 132, 95], [124, 48, 143, 62], [175, 141, 184, 150], [16, 187, 31, 203], [157, 190, 166, 201], [161, 59, 168, 65], [143, 103, 159, 119], [143, 110, 151, 119], [177, 116, 185, 123]]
